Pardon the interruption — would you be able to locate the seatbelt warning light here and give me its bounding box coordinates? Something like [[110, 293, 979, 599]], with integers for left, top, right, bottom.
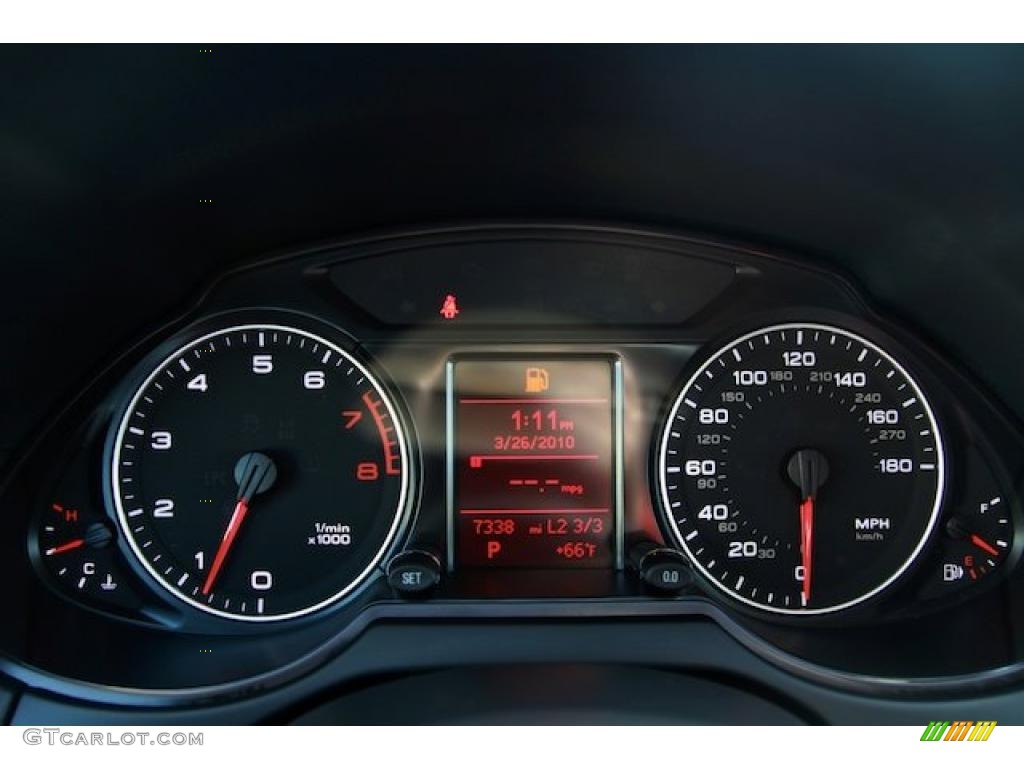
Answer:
[[440, 294, 460, 320]]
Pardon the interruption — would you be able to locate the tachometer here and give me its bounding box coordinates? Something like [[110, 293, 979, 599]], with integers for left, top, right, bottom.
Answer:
[[657, 322, 944, 615], [110, 320, 411, 622]]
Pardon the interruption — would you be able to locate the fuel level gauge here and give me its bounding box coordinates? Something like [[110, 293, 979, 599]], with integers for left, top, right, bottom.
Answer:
[[36, 500, 140, 613], [942, 496, 1012, 584], [920, 446, 1018, 601]]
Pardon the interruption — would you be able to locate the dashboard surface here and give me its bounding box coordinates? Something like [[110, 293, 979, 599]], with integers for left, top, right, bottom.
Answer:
[[3, 45, 1024, 725], [3, 224, 1024, 725]]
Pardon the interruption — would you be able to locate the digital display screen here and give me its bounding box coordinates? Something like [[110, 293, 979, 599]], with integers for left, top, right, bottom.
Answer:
[[450, 357, 617, 569]]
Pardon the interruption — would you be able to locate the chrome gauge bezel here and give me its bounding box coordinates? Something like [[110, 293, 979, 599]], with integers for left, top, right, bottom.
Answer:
[[109, 321, 413, 623], [656, 321, 947, 616]]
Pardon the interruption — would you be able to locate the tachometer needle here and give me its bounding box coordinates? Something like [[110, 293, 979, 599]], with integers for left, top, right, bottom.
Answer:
[[202, 498, 250, 595], [45, 538, 85, 556], [201, 451, 278, 596], [800, 497, 814, 604]]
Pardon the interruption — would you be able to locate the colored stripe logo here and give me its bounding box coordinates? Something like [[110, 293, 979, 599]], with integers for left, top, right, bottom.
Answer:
[[920, 721, 997, 741]]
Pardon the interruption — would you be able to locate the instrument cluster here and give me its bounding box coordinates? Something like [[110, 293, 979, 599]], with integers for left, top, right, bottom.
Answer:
[[3, 224, 1023, 700]]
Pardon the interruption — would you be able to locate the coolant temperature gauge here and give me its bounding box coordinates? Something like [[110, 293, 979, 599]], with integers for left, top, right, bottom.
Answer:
[[36, 501, 139, 613]]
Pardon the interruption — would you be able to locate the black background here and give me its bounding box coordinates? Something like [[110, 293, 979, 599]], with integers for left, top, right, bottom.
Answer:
[[3, 45, 1024, 465]]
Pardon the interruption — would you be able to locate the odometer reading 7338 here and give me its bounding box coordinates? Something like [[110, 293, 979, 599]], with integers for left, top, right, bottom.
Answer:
[[657, 323, 945, 615], [451, 357, 617, 569]]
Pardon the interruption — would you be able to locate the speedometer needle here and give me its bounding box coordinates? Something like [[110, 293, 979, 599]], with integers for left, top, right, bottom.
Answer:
[[201, 451, 278, 596], [800, 497, 814, 604], [787, 448, 830, 607]]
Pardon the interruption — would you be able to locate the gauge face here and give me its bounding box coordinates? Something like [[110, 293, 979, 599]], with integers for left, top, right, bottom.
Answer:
[[942, 495, 1012, 583], [657, 323, 945, 615], [110, 323, 410, 621], [39, 501, 128, 605]]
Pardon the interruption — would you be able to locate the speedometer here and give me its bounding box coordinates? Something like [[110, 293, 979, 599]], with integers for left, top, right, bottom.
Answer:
[[657, 322, 944, 615], [110, 318, 411, 622]]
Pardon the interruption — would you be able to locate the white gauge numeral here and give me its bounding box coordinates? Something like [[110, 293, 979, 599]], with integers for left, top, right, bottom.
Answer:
[[867, 409, 899, 425], [303, 370, 326, 389], [187, 374, 209, 392], [252, 354, 274, 374], [834, 371, 867, 387], [698, 408, 729, 424], [879, 458, 914, 474], [150, 431, 172, 450], [685, 460, 717, 476], [194, 551, 205, 570], [153, 498, 175, 518], [698, 503, 729, 521], [732, 370, 768, 386], [728, 541, 758, 558], [783, 351, 816, 367], [250, 570, 273, 590]]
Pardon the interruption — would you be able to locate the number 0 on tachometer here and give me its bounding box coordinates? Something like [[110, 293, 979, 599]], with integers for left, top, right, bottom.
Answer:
[[110, 320, 411, 622]]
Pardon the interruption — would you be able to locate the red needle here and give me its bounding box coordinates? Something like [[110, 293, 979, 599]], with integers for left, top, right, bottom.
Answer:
[[202, 498, 250, 595], [800, 497, 814, 604], [45, 538, 85, 556], [970, 533, 1000, 558]]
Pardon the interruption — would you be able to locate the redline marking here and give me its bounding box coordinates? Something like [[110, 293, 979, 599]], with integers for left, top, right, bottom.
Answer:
[[361, 391, 401, 475]]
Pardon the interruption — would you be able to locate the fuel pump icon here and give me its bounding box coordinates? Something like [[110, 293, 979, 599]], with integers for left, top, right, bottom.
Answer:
[[943, 563, 965, 582], [525, 367, 549, 393]]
